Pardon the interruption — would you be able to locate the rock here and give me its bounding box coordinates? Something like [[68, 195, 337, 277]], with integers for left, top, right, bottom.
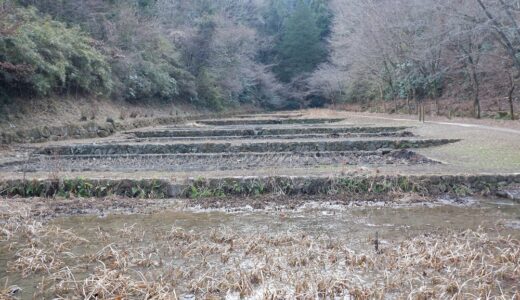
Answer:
[[97, 125, 111, 137], [496, 189, 520, 202], [380, 148, 393, 155], [28, 128, 41, 141], [39, 126, 51, 138], [97, 130, 110, 138]]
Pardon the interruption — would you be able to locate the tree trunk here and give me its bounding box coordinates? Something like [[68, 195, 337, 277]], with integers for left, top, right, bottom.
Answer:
[[406, 94, 411, 114], [509, 74, 516, 120], [418, 101, 423, 121], [471, 66, 481, 119], [379, 84, 385, 113], [474, 91, 481, 119], [412, 89, 417, 114]]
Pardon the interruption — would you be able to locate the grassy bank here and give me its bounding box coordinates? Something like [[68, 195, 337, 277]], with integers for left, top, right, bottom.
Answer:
[[2, 174, 519, 200]]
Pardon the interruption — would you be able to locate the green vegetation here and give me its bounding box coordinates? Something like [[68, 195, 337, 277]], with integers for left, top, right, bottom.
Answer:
[[1, 175, 515, 199], [1, 178, 167, 199], [186, 177, 268, 198], [0, 7, 111, 98], [0, 0, 331, 111], [181, 175, 504, 199], [0, 0, 338, 112], [4, 0, 515, 117], [273, 1, 327, 82]]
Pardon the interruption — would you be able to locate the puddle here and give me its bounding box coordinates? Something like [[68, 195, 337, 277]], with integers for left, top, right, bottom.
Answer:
[[44, 197, 515, 236]]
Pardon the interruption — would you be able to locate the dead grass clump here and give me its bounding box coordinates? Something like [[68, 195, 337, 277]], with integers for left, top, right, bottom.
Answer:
[[79, 266, 173, 300], [130, 111, 139, 118], [0, 202, 33, 242], [166, 226, 197, 243], [8, 246, 64, 278], [0, 284, 22, 300], [375, 229, 520, 298]]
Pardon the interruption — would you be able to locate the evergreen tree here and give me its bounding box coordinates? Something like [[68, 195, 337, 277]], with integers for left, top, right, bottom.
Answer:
[[274, 1, 326, 82]]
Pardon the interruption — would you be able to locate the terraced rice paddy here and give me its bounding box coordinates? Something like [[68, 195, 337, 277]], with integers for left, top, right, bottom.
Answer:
[[1, 111, 519, 299], [0, 116, 453, 175], [0, 150, 436, 173]]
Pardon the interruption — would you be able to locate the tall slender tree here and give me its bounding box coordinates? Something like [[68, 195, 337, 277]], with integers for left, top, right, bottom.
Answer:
[[274, 0, 326, 82]]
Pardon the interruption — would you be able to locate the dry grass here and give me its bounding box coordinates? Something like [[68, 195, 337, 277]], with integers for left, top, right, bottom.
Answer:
[[0, 284, 22, 300], [0, 97, 201, 134], [1, 203, 519, 299]]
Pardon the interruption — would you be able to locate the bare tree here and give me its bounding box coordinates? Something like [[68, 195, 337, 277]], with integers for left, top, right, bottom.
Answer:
[[309, 0, 520, 119], [475, 0, 520, 74], [446, 1, 488, 119]]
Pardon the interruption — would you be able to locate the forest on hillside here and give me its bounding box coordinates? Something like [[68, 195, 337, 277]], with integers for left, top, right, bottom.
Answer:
[[1, 0, 520, 118]]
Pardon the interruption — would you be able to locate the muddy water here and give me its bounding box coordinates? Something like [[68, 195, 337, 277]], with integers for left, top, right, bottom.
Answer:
[[47, 197, 520, 254], [2, 197, 520, 298]]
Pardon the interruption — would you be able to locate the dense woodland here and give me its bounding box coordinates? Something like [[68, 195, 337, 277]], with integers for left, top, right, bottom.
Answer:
[[1, 0, 519, 118]]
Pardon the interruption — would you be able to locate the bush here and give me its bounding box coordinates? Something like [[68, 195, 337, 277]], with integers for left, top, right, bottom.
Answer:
[[116, 57, 178, 102], [196, 68, 225, 110], [0, 7, 112, 97], [109, 24, 196, 103]]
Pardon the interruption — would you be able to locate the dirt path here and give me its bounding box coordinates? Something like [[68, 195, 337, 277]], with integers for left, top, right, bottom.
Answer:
[[352, 114, 520, 134]]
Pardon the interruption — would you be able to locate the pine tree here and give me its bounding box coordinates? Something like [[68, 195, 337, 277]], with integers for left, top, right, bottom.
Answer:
[[274, 1, 326, 82]]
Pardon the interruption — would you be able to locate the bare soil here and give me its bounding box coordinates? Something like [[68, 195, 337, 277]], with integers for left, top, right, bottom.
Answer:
[[1, 150, 435, 173]]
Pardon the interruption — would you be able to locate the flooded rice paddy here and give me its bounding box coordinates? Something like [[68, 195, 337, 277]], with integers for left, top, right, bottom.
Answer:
[[1, 197, 519, 299]]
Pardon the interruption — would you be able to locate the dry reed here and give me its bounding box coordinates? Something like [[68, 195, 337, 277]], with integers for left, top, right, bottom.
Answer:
[[0, 201, 519, 299]]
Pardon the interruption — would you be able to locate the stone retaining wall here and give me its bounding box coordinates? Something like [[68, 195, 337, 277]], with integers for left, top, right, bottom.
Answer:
[[1, 174, 519, 199], [130, 131, 414, 142], [183, 174, 520, 197], [198, 118, 346, 126], [2, 150, 434, 172], [133, 126, 410, 138], [36, 139, 459, 155], [0, 112, 243, 145]]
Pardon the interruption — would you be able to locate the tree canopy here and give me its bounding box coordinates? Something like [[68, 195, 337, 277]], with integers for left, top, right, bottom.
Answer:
[[274, 1, 327, 82], [1, 0, 519, 118]]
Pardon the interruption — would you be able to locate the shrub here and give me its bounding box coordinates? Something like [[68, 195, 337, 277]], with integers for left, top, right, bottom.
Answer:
[[108, 19, 193, 103], [117, 58, 178, 102], [0, 7, 112, 97], [196, 68, 224, 110]]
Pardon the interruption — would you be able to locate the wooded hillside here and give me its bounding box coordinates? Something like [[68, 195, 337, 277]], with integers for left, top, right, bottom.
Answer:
[[0, 0, 330, 111], [1, 0, 519, 119], [311, 0, 520, 119]]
